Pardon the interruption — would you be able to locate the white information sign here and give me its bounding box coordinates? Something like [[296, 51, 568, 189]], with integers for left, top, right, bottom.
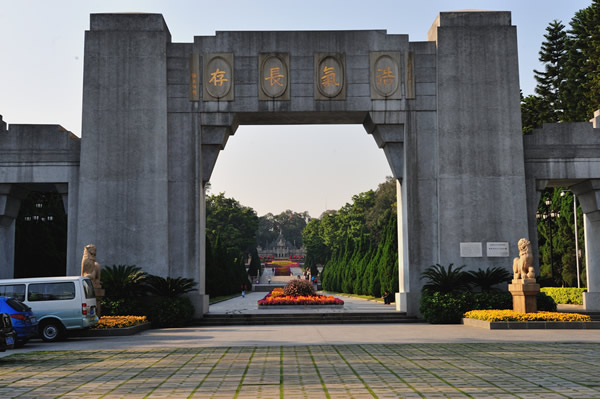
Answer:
[[460, 242, 482, 257], [487, 242, 510, 257]]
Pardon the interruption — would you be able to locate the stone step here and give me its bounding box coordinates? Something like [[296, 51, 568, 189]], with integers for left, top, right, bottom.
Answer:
[[192, 312, 420, 326]]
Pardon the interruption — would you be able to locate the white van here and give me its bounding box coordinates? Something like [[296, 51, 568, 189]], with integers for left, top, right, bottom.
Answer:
[[0, 276, 98, 342]]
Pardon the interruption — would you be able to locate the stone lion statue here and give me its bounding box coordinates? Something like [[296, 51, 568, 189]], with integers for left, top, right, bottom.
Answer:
[[81, 244, 101, 289], [512, 238, 535, 280]]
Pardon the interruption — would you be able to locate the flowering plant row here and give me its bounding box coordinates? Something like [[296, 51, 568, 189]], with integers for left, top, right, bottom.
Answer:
[[463, 309, 591, 322], [288, 255, 304, 260], [92, 315, 148, 329], [258, 291, 344, 306], [267, 260, 300, 267]]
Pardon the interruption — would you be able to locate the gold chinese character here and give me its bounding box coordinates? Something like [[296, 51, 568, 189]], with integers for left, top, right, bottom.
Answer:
[[321, 65, 339, 87], [376, 66, 395, 85], [209, 68, 228, 86], [265, 67, 284, 87]]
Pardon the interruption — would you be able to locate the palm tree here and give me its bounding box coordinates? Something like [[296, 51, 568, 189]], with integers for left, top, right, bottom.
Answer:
[[420, 264, 470, 294], [466, 267, 511, 292]]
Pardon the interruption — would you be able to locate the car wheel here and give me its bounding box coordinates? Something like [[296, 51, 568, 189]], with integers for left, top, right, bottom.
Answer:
[[40, 320, 64, 342]]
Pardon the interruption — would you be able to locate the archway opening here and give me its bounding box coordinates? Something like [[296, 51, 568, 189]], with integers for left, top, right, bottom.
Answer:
[[14, 185, 67, 278], [206, 124, 396, 302]]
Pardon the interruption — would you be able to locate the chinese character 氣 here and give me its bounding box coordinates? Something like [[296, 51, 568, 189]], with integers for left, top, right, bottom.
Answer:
[[265, 67, 284, 87], [321, 66, 339, 87], [376, 66, 395, 85], [209, 68, 228, 87]]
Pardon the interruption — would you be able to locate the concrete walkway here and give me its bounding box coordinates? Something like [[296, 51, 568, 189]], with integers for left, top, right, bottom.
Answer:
[[1, 295, 599, 397], [210, 291, 397, 314]]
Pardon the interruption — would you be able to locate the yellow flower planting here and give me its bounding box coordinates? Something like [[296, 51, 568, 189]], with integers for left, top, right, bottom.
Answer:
[[464, 309, 591, 322], [269, 260, 296, 267], [92, 316, 148, 329]]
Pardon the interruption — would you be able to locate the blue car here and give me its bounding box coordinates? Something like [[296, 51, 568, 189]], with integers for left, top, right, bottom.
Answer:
[[0, 297, 37, 346]]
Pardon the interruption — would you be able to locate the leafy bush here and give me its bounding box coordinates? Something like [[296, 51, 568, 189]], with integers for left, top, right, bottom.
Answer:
[[283, 280, 316, 297], [466, 267, 511, 292], [101, 265, 147, 298], [537, 291, 558, 312], [421, 264, 470, 294], [419, 291, 514, 324], [540, 287, 586, 305], [145, 275, 197, 298], [143, 296, 194, 328]]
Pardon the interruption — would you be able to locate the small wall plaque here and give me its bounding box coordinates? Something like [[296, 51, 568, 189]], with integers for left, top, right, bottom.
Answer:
[[460, 242, 482, 257], [314, 53, 346, 100], [189, 54, 200, 101], [259, 53, 290, 100], [203, 53, 234, 101], [370, 52, 402, 100], [487, 242, 510, 257]]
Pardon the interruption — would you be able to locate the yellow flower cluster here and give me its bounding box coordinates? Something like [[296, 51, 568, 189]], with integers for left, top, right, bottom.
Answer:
[[269, 260, 296, 267], [92, 315, 148, 329], [271, 288, 285, 297], [464, 309, 591, 322]]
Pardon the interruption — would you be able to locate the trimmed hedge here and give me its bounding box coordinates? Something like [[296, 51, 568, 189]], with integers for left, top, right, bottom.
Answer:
[[100, 296, 195, 328], [540, 287, 587, 305], [419, 291, 557, 324]]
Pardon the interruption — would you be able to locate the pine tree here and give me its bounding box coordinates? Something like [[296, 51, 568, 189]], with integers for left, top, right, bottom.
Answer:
[[534, 20, 568, 122]]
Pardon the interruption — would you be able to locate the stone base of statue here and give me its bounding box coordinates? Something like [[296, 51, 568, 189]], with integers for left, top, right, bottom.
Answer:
[[95, 287, 105, 317], [508, 279, 540, 313]]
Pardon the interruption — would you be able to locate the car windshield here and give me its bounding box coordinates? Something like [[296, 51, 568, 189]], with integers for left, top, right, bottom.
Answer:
[[82, 279, 96, 299]]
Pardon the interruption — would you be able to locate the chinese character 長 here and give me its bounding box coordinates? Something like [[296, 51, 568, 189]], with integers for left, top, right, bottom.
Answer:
[[265, 67, 284, 87]]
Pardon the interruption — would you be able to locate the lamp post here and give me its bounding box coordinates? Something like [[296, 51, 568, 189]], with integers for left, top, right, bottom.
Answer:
[[561, 190, 581, 288], [536, 197, 560, 283]]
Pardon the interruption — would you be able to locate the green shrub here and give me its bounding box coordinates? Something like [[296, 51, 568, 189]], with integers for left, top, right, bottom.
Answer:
[[540, 287, 586, 305], [419, 291, 513, 324], [142, 296, 195, 328], [537, 291, 558, 311], [283, 279, 316, 296]]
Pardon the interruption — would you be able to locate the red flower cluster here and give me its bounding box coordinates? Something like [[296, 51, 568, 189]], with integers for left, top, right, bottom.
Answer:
[[258, 291, 344, 306], [288, 255, 304, 260]]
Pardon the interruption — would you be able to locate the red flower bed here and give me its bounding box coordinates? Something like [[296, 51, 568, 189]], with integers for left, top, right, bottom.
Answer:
[[258, 291, 344, 306]]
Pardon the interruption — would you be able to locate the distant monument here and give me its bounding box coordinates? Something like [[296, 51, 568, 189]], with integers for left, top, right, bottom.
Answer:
[[508, 238, 540, 313]]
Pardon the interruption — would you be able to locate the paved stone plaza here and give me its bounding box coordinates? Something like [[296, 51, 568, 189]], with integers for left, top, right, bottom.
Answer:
[[0, 342, 599, 398]]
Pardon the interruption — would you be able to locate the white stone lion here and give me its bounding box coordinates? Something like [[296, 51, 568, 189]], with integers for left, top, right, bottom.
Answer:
[[512, 238, 535, 280], [81, 244, 101, 288]]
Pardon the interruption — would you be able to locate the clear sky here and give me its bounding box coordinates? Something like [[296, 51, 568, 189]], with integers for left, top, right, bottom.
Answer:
[[0, 0, 591, 218]]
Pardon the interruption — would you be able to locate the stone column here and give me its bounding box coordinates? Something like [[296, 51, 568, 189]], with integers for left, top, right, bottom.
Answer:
[[78, 14, 171, 275], [0, 184, 26, 279], [572, 180, 600, 311]]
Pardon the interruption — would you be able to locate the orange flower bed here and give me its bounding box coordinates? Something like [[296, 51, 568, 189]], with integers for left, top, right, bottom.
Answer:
[[258, 291, 343, 306], [92, 316, 148, 329]]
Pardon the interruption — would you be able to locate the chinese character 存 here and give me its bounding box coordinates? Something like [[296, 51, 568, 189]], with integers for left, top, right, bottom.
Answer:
[[265, 67, 284, 87], [376, 66, 395, 85], [321, 65, 340, 87], [209, 68, 228, 87]]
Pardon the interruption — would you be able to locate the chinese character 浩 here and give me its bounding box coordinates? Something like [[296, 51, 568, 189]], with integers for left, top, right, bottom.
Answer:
[[265, 67, 284, 87], [321, 66, 339, 87], [376, 66, 395, 85], [209, 68, 228, 87]]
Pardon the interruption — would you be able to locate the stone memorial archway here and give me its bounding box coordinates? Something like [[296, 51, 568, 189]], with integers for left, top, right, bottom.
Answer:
[[2, 11, 599, 317]]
